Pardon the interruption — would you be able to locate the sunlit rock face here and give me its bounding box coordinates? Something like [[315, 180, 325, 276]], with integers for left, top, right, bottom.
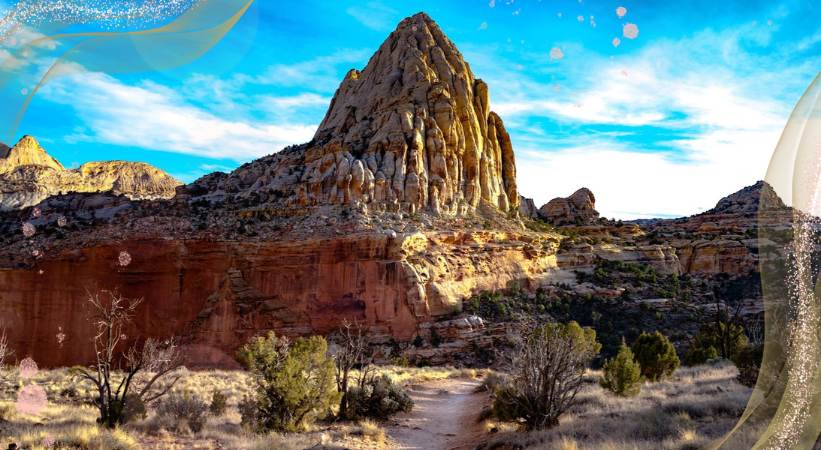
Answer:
[[0, 136, 180, 210], [192, 12, 519, 217]]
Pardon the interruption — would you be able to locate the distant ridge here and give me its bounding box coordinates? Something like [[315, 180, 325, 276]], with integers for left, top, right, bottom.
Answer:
[[0, 135, 181, 210]]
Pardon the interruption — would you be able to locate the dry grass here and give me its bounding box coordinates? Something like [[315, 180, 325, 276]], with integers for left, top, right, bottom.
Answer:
[[0, 401, 138, 450], [0, 368, 387, 449], [483, 361, 752, 450], [370, 365, 489, 384], [359, 419, 387, 444], [0, 362, 753, 449]]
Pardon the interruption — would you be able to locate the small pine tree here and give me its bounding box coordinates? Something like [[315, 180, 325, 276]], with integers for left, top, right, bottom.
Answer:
[[631, 331, 680, 381], [684, 322, 747, 366], [600, 341, 643, 397]]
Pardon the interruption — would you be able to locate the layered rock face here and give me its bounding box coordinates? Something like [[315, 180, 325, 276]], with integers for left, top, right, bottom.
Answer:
[[640, 181, 794, 276], [0, 136, 180, 210], [193, 13, 518, 217], [539, 187, 600, 225], [0, 230, 558, 367]]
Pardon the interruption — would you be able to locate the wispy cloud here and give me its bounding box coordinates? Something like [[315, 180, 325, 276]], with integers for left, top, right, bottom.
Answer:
[[33, 47, 372, 162], [346, 2, 398, 31], [254, 49, 370, 89], [41, 70, 316, 160]]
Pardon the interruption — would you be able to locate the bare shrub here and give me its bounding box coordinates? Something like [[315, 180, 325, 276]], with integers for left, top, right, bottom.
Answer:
[[0, 326, 12, 367], [329, 319, 374, 418], [72, 290, 183, 428], [493, 321, 600, 430]]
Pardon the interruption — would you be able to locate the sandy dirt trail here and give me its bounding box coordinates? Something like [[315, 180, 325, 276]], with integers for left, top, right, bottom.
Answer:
[[387, 378, 490, 450]]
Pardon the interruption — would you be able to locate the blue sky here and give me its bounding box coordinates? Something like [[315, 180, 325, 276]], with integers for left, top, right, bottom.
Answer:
[[1, 0, 819, 218]]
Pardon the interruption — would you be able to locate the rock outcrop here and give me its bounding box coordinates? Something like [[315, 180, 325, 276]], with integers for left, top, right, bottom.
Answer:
[[188, 13, 518, 217], [0, 136, 180, 210], [519, 195, 539, 219], [0, 13, 544, 367], [539, 187, 600, 225]]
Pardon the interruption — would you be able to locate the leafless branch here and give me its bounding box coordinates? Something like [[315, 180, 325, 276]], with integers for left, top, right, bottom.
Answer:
[[72, 289, 183, 428], [0, 327, 12, 367]]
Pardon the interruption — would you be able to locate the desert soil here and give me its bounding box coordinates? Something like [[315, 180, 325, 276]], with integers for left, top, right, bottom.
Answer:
[[387, 378, 490, 450]]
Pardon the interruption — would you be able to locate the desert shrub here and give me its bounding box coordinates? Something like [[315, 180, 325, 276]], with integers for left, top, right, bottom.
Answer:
[[631, 331, 679, 381], [209, 390, 228, 416], [156, 390, 208, 433], [684, 322, 748, 365], [493, 321, 600, 430], [344, 374, 413, 420], [238, 394, 259, 428], [733, 343, 763, 387], [239, 331, 340, 432], [476, 371, 507, 393], [121, 394, 147, 424], [600, 341, 643, 396]]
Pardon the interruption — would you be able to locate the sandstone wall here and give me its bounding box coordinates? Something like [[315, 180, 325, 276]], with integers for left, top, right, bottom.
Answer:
[[0, 230, 558, 367]]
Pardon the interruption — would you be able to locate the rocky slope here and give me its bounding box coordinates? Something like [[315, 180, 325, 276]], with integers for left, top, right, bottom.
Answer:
[[538, 187, 600, 225], [0, 135, 180, 210], [186, 12, 518, 217], [0, 13, 549, 367]]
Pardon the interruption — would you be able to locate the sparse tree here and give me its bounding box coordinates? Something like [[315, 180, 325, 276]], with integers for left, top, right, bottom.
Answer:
[[330, 320, 375, 418], [493, 321, 600, 430], [238, 331, 340, 431], [73, 290, 183, 428]]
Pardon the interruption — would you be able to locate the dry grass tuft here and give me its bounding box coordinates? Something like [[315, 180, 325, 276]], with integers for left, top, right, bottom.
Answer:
[[358, 419, 387, 444]]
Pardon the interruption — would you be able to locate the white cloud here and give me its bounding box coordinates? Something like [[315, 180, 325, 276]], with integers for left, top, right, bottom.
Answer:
[[346, 2, 398, 31], [517, 127, 779, 219], [41, 71, 316, 160], [468, 21, 817, 218], [261, 93, 330, 110]]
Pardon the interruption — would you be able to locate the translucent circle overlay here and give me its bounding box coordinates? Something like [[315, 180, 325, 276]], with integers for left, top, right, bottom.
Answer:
[[714, 73, 821, 449]]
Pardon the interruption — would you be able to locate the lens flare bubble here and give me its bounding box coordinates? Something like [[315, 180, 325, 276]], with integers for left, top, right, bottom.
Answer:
[[15, 384, 47, 415], [21, 222, 35, 237], [118, 250, 132, 267], [623, 23, 639, 39], [19, 357, 39, 379]]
